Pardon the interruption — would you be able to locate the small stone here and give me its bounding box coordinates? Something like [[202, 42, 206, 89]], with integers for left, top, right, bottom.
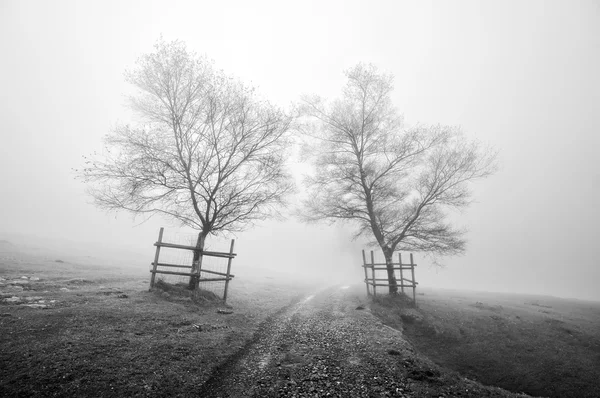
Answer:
[[60, 288, 69, 291], [25, 304, 48, 309], [30, 277, 40, 281], [4, 296, 21, 303]]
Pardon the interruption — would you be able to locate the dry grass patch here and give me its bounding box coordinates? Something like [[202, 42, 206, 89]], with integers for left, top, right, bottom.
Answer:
[[370, 288, 600, 398]]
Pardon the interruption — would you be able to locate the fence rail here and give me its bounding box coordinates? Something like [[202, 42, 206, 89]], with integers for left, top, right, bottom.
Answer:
[[149, 227, 236, 302], [153, 242, 236, 258], [362, 250, 418, 305]]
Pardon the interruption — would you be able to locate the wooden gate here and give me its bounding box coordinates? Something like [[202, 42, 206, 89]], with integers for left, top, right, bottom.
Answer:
[[362, 250, 418, 304], [149, 228, 236, 302]]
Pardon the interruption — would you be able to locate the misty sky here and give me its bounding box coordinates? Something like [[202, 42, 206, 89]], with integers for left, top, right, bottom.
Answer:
[[1, 0, 599, 301]]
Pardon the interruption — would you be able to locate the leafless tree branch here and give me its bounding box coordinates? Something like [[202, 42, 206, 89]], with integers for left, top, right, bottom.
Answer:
[[77, 38, 294, 240], [298, 63, 498, 293]]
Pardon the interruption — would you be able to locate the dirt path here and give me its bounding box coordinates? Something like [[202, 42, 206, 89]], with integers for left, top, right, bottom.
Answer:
[[198, 285, 526, 398]]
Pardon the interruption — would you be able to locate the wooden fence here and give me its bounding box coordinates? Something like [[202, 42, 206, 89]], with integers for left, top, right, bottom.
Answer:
[[362, 250, 418, 304], [149, 228, 236, 302]]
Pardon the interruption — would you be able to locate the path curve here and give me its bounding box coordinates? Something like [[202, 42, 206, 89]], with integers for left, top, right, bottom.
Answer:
[[198, 285, 527, 398]]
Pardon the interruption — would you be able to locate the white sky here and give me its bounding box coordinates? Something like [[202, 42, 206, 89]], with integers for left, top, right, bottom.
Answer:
[[1, 0, 599, 300]]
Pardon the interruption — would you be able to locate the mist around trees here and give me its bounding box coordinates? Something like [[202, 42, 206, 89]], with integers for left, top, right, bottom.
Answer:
[[79, 39, 497, 294], [298, 64, 497, 293]]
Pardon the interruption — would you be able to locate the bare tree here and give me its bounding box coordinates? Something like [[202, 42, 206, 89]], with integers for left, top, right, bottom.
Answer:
[[79, 39, 293, 287], [299, 64, 497, 294]]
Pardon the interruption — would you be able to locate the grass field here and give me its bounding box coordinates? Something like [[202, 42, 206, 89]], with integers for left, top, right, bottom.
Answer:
[[370, 287, 600, 398], [0, 239, 316, 397], [3, 236, 600, 397]]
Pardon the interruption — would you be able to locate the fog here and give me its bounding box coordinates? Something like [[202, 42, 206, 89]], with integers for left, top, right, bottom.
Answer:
[[1, 1, 599, 301]]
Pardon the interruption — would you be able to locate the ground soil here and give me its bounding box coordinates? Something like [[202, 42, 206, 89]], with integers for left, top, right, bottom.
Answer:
[[0, 250, 313, 397], [198, 285, 527, 397], [2, 248, 598, 397]]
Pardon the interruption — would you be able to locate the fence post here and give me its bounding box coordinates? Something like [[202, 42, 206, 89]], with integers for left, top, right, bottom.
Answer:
[[410, 253, 416, 306], [399, 252, 404, 295], [222, 239, 235, 302], [370, 250, 376, 297], [150, 227, 164, 289], [362, 250, 370, 296]]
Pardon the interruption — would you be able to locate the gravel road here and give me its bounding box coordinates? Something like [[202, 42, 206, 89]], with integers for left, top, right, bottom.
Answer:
[[198, 285, 528, 398]]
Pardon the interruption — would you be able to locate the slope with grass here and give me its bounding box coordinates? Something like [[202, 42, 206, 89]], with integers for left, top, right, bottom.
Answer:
[[370, 287, 600, 398]]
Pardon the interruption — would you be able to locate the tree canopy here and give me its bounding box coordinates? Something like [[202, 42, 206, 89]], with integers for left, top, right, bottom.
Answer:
[[79, 39, 294, 237], [299, 63, 497, 292]]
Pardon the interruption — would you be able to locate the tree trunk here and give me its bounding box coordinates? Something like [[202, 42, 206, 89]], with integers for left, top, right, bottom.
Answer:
[[383, 247, 398, 294], [188, 232, 206, 290]]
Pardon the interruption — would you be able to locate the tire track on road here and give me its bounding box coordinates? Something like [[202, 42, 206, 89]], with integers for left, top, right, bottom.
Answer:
[[197, 290, 322, 397]]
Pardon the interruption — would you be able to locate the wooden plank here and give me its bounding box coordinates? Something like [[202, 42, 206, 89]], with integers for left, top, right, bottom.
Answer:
[[363, 282, 418, 288], [223, 239, 235, 303], [154, 242, 237, 258], [372, 279, 418, 284], [150, 227, 164, 288], [361, 263, 417, 269], [369, 283, 417, 288], [152, 265, 234, 277], [368, 262, 418, 266], [362, 266, 417, 270], [399, 252, 404, 295], [151, 270, 195, 277], [200, 268, 234, 278], [368, 262, 395, 266], [152, 262, 193, 269], [410, 253, 416, 305], [365, 280, 414, 286], [371, 250, 376, 297], [362, 250, 370, 296], [155, 241, 201, 251], [198, 277, 232, 282], [203, 250, 237, 259], [150, 270, 233, 282]]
